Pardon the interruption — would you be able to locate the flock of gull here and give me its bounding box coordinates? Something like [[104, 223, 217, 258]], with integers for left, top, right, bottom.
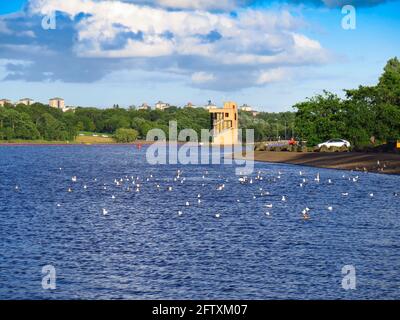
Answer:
[[10, 160, 390, 223]]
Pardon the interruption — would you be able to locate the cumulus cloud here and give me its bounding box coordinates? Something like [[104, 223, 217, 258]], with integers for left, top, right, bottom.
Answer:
[[191, 71, 215, 83], [256, 68, 290, 84], [0, 0, 336, 90], [128, 0, 396, 9], [320, 0, 394, 7], [254, 0, 396, 8], [137, 0, 242, 11]]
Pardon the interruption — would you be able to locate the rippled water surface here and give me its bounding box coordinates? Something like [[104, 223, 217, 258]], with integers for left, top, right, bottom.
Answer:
[[0, 146, 399, 299]]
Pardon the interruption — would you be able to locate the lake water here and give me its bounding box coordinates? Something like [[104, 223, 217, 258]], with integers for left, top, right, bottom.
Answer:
[[0, 145, 399, 299]]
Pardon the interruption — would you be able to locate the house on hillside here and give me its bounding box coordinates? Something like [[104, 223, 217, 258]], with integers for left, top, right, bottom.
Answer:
[[0, 99, 12, 107], [204, 100, 217, 110], [155, 101, 170, 110], [49, 97, 66, 111], [138, 103, 151, 110], [240, 104, 252, 112], [19, 98, 34, 106]]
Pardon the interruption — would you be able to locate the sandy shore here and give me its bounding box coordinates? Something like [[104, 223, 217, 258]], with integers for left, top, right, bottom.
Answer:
[[235, 151, 400, 175]]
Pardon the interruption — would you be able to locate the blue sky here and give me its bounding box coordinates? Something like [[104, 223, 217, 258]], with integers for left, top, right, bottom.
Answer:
[[0, 0, 399, 111]]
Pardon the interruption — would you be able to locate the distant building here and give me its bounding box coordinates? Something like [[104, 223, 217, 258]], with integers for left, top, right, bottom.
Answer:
[[19, 98, 34, 106], [240, 104, 253, 112], [252, 111, 260, 117], [138, 103, 151, 110], [155, 101, 170, 111], [0, 99, 12, 107], [209, 102, 239, 145], [185, 102, 194, 108], [49, 97, 66, 111], [204, 100, 217, 110]]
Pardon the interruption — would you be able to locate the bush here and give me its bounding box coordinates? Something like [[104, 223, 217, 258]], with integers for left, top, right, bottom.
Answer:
[[254, 142, 266, 151], [317, 145, 349, 152], [114, 128, 139, 143], [319, 145, 329, 152]]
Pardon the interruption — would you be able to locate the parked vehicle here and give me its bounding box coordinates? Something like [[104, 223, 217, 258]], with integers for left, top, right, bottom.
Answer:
[[317, 139, 351, 149]]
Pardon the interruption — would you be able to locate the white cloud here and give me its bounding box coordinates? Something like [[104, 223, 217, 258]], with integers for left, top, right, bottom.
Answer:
[[24, 0, 332, 90], [149, 0, 239, 11], [256, 68, 290, 85], [191, 71, 215, 83]]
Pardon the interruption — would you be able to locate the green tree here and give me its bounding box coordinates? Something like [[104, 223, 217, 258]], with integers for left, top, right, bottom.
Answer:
[[114, 128, 139, 143], [36, 113, 69, 141], [0, 107, 40, 140], [293, 91, 346, 146]]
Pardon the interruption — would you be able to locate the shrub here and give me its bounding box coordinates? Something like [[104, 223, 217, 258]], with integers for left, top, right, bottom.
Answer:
[[319, 145, 329, 152], [254, 142, 266, 151], [114, 128, 139, 143]]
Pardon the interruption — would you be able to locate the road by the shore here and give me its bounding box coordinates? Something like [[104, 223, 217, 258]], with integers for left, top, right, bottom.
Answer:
[[235, 151, 400, 175]]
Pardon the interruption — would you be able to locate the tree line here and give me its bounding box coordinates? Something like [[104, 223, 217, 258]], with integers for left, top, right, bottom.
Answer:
[[1, 57, 398, 145], [294, 57, 400, 147], [0, 101, 293, 142]]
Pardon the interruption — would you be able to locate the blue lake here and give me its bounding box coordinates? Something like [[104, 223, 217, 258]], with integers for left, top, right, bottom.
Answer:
[[0, 145, 399, 299]]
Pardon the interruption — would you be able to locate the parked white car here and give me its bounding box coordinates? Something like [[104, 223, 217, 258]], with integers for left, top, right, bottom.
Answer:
[[317, 139, 351, 149]]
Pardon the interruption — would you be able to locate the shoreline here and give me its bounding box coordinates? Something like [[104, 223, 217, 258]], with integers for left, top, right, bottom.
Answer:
[[0, 140, 154, 146], [234, 151, 400, 175], [3, 143, 400, 175]]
